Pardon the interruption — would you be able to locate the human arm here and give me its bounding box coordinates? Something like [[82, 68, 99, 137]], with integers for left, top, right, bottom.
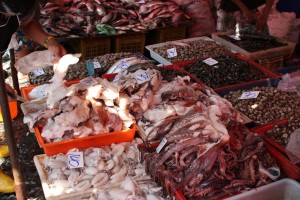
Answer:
[[256, 0, 275, 31], [20, 18, 67, 63], [231, 0, 255, 23]]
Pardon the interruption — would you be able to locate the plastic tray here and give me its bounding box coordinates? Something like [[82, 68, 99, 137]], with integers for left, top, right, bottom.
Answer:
[[145, 36, 215, 66], [173, 54, 280, 90], [225, 179, 300, 200], [264, 141, 300, 180], [211, 32, 296, 60], [21, 80, 79, 101], [252, 119, 288, 155], [34, 154, 105, 200], [34, 126, 136, 156], [215, 78, 280, 97], [0, 101, 18, 122]]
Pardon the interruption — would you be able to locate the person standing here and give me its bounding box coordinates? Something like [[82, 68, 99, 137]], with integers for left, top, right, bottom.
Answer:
[[214, 0, 275, 32]]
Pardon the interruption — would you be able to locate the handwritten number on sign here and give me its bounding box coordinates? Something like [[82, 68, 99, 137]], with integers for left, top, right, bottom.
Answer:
[[167, 48, 177, 58], [135, 70, 150, 84], [117, 60, 129, 70], [68, 152, 84, 169], [32, 69, 45, 77], [239, 91, 260, 99], [68, 154, 80, 167]]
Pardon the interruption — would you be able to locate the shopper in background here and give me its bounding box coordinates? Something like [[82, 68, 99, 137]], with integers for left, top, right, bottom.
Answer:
[[214, 0, 275, 32], [173, 0, 216, 38]]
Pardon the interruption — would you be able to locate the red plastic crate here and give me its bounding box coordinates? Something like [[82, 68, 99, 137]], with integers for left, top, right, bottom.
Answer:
[[264, 141, 300, 180], [252, 119, 288, 155], [173, 53, 280, 91], [34, 125, 136, 156]]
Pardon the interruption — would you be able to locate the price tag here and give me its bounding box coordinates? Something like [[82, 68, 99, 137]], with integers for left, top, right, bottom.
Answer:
[[32, 69, 45, 77], [203, 58, 218, 66], [138, 0, 145, 3], [239, 91, 260, 99], [156, 138, 167, 153], [68, 152, 84, 169], [116, 60, 130, 71], [93, 61, 102, 69], [80, 77, 98, 87], [86, 60, 95, 76], [167, 48, 177, 58], [40, 89, 47, 97], [229, 34, 241, 40], [135, 70, 150, 84]]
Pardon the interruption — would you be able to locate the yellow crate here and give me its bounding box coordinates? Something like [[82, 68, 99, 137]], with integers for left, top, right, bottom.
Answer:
[[146, 26, 186, 45], [113, 33, 146, 53], [258, 56, 284, 71], [80, 37, 111, 60]]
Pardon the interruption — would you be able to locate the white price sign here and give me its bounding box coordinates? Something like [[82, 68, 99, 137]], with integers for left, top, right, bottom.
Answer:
[[203, 58, 218, 66], [156, 138, 167, 153], [40, 89, 47, 97], [80, 77, 98, 86], [116, 60, 129, 71], [229, 35, 241, 40], [68, 152, 84, 169], [32, 69, 45, 77], [135, 70, 150, 84], [239, 91, 260, 99], [93, 61, 102, 69], [167, 48, 177, 58]]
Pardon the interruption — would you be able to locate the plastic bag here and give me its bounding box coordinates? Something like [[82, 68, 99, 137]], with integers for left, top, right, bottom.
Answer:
[[277, 70, 300, 95], [286, 128, 300, 165], [15, 50, 54, 74]]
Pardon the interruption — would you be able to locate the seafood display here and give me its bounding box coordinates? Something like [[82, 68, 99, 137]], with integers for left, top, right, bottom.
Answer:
[[183, 55, 268, 88], [141, 124, 280, 199], [28, 52, 148, 85], [39, 140, 166, 199], [266, 117, 300, 147], [40, 0, 190, 37], [223, 86, 300, 125], [25, 54, 135, 142], [220, 35, 287, 52], [151, 40, 230, 63]]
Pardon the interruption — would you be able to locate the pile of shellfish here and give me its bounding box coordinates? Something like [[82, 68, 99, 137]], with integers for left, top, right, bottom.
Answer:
[[152, 39, 230, 63], [41, 139, 166, 199]]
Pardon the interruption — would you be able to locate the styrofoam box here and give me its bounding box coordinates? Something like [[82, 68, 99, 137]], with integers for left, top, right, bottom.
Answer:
[[225, 179, 300, 200], [145, 36, 215, 66]]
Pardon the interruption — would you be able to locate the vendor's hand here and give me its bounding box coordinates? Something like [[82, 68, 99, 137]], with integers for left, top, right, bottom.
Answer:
[[47, 39, 67, 63], [256, 12, 268, 32], [5, 84, 16, 101]]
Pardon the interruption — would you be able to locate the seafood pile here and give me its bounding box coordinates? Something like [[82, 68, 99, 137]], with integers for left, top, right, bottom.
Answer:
[[223, 86, 300, 125], [220, 35, 286, 52], [28, 52, 148, 84], [266, 116, 300, 147], [157, 67, 192, 82], [40, 0, 190, 37], [26, 76, 135, 143], [152, 40, 230, 63], [41, 140, 166, 199], [183, 55, 268, 88], [140, 124, 280, 199]]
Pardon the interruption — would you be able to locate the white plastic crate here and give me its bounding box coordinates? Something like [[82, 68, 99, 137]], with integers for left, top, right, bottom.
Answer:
[[145, 36, 215, 66], [225, 179, 300, 200]]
